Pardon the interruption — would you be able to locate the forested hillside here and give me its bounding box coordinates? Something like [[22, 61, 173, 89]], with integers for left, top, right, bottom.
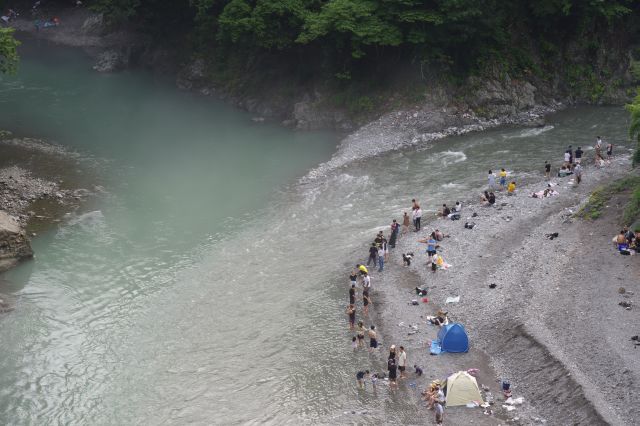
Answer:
[[3, 0, 640, 123]]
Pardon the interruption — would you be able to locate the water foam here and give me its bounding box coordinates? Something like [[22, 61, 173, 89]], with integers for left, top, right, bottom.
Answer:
[[506, 125, 555, 139]]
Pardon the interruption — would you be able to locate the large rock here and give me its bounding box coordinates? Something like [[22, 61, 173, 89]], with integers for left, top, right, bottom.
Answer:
[[293, 99, 354, 131], [81, 13, 105, 36], [0, 211, 33, 272], [93, 49, 129, 73], [176, 59, 209, 91], [466, 74, 537, 118]]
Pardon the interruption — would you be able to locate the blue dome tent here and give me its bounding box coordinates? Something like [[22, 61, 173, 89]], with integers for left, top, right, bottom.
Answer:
[[430, 323, 469, 354]]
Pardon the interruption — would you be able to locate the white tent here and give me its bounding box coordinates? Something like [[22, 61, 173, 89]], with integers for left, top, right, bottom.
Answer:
[[445, 371, 484, 407]]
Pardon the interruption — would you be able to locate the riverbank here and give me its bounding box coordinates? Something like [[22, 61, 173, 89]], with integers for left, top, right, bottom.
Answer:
[[0, 131, 98, 275], [361, 153, 638, 424], [9, 5, 632, 138]]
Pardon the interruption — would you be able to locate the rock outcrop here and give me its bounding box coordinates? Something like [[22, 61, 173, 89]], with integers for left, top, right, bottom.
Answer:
[[0, 211, 33, 272]]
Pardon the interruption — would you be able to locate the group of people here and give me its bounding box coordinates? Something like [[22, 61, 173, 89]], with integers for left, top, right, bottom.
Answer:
[[343, 135, 621, 423], [614, 227, 640, 255], [487, 169, 517, 195]]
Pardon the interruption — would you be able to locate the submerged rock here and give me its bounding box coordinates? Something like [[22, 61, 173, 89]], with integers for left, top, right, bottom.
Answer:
[[0, 211, 33, 272]]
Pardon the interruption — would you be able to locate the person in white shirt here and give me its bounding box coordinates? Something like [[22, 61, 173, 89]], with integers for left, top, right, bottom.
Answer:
[[412, 207, 422, 231], [362, 273, 371, 291], [398, 346, 407, 378]]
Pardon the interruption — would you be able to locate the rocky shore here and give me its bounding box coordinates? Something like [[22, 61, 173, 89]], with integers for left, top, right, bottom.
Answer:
[[364, 154, 639, 424], [0, 131, 96, 275]]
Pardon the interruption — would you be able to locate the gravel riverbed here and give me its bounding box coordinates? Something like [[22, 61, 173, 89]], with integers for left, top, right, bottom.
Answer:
[[359, 154, 638, 425]]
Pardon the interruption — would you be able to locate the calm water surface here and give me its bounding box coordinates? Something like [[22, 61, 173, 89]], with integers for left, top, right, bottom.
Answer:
[[0, 37, 632, 424]]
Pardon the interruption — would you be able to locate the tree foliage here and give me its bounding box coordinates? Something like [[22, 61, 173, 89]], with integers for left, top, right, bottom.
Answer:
[[89, 0, 637, 75], [626, 89, 640, 167], [0, 27, 19, 74]]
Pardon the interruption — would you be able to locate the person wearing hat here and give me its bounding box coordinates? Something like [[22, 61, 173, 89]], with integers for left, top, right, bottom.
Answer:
[[356, 264, 368, 275]]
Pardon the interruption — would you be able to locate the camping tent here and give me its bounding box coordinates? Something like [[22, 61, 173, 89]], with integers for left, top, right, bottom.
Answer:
[[436, 323, 469, 353], [445, 371, 484, 407]]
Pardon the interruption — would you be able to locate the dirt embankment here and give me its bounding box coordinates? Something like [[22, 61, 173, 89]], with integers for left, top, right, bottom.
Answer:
[[365, 155, 638, 425]]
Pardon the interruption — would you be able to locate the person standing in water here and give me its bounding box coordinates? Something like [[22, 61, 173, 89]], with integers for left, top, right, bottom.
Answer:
[[368, 325, 378, 352], [362, 271, 371, 292], [544, 161, 551, 179], [488, 170, 496, 191], [362, 287, 371, 315], [595, 136, 603, 165], [401, 212, 410, 237], [349, 268, 358, 287], [499, 168, 507, 190], [346, 304, 356, 330], [349, 283, 356, 305], [389, 219, 399, 248], [575, 146, 583, 164], [606, 142, 614, 162], [567, 145, 574, 164], [377, 244, 385, 272], [356, 321, 366, 348], [367, 243, 377, 267]]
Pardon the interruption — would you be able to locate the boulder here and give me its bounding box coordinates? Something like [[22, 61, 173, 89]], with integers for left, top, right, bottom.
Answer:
[[0, 210, 33, 272], [93, 49, 129, 73], [293, 99, 354, 131], [176, 59, 208, 91], [81, 13, 105, 36]]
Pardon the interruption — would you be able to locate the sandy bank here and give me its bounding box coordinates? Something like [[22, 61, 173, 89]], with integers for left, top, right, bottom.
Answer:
[[363, 153, 638, 425]]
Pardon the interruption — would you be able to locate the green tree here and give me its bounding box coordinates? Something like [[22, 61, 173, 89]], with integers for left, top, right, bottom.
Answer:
[[626, 90, 640, 167], [0, 28, 19, 74]]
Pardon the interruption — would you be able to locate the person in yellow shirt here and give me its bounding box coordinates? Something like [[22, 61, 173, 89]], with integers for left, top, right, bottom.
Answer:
[[507, 181, 516, 195], [499, 168, 507, 189]]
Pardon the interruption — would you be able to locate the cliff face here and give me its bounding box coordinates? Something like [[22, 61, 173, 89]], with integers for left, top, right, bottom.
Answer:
[[0, 211, 33, 272]]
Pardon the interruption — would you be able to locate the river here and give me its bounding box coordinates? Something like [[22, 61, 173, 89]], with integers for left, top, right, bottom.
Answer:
[[0, 38, 632, 425]]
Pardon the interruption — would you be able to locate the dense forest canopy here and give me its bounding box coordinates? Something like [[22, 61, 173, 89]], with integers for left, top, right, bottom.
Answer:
[[3, 0, 639, 84], [85, 0, 638, 65]]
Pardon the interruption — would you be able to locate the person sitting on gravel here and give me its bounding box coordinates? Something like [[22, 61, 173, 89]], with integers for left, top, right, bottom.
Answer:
[[482, 191, 496, 206], [615, 230, 629, 252], [507, 181, 516, 196], [448, 202, 462, 220], [438, 204, 451, 218], [434, 229, 446, 241], [423, 382, 440, 409], [558, 165, 573, 177], [427, 309, 449, 326]]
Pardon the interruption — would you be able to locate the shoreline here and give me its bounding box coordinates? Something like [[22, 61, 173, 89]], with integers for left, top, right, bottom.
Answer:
[[358, 152, 638, 424], [0, 131, 99, 278]]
